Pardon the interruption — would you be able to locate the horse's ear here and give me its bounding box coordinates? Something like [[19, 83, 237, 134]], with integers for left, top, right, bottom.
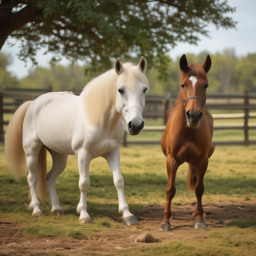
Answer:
[[179, 54, 189, 73], [115, 57, 124, 75], [202, 55, 211, 73], [137, 56, 147, 73]]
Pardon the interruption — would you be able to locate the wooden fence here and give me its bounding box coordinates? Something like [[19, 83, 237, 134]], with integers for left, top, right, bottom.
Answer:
[[1, 88, 256, 146], [124, 89, 256, 146], [0, 86, 52, 142]]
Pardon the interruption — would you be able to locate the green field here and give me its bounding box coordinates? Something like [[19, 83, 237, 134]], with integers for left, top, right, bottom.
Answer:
[[0, 142, 256, 255]]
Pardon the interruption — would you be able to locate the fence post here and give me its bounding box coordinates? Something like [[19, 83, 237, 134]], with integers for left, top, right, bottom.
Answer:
[[244, 89, 249, 146], [0, 93, 4, 143], [48, 85, 53, 92], [164, 93, 171, 125]]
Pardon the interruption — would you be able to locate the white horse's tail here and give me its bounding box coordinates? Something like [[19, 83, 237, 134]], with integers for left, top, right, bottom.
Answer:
[[5, 101, 32, 181], [5, 101, 47, 201]]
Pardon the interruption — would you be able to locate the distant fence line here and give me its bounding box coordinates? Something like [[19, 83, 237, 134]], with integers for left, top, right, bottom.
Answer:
[[0, 87, 256, 146], [0, 86, 53, 143]]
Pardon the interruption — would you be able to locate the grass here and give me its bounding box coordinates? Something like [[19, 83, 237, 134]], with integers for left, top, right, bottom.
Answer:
[[1, 142, 256, 254], [122, 226, 256, 256], [1, 143, 256, 216], [226, 219, 256, 228]]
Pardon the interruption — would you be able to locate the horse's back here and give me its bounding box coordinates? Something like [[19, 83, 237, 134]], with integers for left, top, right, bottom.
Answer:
[[23, 92, 83, 154]]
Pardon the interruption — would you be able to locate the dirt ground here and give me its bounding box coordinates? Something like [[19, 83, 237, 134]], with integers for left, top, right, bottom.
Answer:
[[1, 201, 256, 256]]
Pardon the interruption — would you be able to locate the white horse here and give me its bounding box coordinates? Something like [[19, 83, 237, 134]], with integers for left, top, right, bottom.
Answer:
[[5, 57, 149, 225]]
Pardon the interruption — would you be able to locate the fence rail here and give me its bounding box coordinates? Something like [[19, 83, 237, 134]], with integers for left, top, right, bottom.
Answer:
[[0, 86, 52, 142], [124, 89, 256, 146], [0, 88, 255, 146]]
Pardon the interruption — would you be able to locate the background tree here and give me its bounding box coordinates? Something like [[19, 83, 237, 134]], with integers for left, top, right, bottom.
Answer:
[[235, 53, 256, 92], [2, 49, 256, 94], [0, 0, 236, 77], [0, 52, 18, 88], [210, 49, 238, 93], [19, 64, 94, 91]]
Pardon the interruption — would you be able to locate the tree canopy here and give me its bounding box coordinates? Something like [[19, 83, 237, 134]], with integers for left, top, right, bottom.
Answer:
[[1, 0, 236, 74]]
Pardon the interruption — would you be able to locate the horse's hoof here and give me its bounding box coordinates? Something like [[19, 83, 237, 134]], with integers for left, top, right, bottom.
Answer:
[[122, 215, 139, 226], [194, 220, 207, 229], [160, 223, 171, 231], [32, 211, 44, 218], [79, 218, 92, 224], [52, 209, 64, 216]]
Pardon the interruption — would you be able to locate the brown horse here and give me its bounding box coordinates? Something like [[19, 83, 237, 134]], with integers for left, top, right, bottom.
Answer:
[[160, 54, 215, 231]]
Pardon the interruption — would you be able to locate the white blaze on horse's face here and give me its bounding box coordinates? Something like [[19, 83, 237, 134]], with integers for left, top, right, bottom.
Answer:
[[114, 57, 148, 135], [189, 76, 197, 87]]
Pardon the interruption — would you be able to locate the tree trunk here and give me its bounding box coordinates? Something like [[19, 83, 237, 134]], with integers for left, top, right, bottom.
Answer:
[[0, 2, 41, 50], [0, 32, 8, 50]]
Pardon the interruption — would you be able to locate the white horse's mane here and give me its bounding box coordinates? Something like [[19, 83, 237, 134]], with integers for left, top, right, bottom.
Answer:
[[81, 63, 149, 126]]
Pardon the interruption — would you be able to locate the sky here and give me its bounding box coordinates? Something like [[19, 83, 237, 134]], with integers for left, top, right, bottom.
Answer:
[[2, 0, 256, 79]]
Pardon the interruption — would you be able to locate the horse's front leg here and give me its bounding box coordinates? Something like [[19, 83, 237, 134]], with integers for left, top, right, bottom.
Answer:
[[160, 154, 179, 231], [77, 149, 92, 224], [104, 147, 139, 226], [193, 155, 208, 229]]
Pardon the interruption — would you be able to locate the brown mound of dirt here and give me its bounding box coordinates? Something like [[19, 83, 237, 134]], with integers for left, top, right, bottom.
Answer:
[[134, 233, 160, 243]]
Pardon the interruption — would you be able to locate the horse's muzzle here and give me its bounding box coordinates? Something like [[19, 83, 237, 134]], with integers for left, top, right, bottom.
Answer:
[[128, 121, 144, 135], [186, 110, 203, 128]]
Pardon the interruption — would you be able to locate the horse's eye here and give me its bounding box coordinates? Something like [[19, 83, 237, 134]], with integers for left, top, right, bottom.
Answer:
[[204, 84, 209, 89], [118, 88, 124, 94], [143, 88, 148, 93], [181, 84, 185, 89]]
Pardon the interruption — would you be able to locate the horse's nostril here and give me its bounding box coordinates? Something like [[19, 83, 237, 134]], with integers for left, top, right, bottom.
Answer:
[[128, 121, 132, 130], [186, 110, 191, 119], [198, 110, 203, 121], [138, 121, 144, 130]]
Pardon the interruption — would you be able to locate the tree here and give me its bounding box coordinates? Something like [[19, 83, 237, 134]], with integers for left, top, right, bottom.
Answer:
[[0, 0, 236, 76], [0, 52, 19, 88], [3, 49, 256, 94], [235, 53, 256, 92], [209, 49, 238, 93], [19, 64, 94, 91]]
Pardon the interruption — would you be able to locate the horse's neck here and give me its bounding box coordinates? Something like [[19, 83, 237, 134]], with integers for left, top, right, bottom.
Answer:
[[100, 104, 122, 131]]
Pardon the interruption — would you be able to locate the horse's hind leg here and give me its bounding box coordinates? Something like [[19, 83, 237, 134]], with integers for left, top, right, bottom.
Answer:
[[47, 150, 68, 215], [193, 155, 208, 229], [104, 148, 138, 226], [25, 143, 44, 217]]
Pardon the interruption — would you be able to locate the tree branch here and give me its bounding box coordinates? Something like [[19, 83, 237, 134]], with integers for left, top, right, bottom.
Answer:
[[0, 2, 42, 49], [7, 4, 42, 33], [53, 20, 105, 45]]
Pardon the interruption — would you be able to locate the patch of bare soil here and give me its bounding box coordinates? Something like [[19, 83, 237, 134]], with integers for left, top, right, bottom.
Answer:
[[1, 201, 256, 256]]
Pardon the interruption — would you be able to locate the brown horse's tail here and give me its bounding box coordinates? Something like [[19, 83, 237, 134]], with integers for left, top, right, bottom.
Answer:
[[187, 164, 197, 191]]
